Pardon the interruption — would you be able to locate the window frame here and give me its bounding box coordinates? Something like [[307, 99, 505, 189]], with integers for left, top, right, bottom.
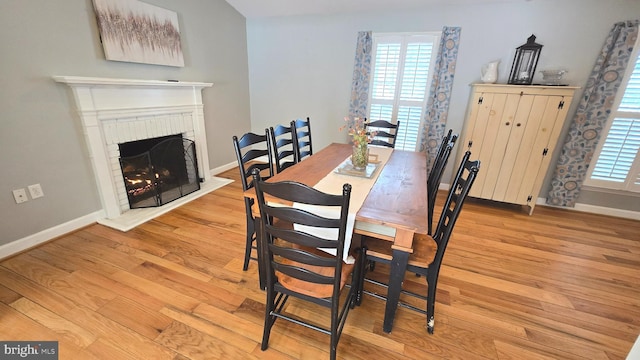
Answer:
[[583, 35, 640, 194], [366, 32, 441, 151]]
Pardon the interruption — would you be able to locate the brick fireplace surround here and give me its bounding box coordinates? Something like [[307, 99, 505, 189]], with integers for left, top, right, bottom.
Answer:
[[54, 76, 230, 231]]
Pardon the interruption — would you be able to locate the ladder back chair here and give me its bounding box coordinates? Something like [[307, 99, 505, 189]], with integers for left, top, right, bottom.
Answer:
[[232, 130, 274, 271], [291, 117, 313, 162], [360, 151, 480, 334], [427, 129, 458, 235], [365, 120, 400, 148], [252, 171, 362, 360], [268, 124, 297, 173]]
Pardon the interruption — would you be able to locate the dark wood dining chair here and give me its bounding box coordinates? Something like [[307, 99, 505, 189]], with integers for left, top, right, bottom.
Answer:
[[268, 124, 297, 173], [291, 117, 313, 162], [427, 129, 458, 235], [232, 130, 274, 271], [252, 171, 362, 360], [359, 151, 480, 334], [365, 120, 400, 148]]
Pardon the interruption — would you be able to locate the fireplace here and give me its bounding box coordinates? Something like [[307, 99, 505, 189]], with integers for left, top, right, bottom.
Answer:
[[54, 76, 219, 230], [119, 134, 200, 209]]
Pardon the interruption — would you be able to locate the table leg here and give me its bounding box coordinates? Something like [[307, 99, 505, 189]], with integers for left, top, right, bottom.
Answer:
[[383, 249, 409, 333]]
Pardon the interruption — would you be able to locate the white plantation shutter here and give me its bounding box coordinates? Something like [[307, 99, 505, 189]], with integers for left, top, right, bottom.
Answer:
[[371, 43, 400, 101], [396, 106, 423, 151], [619, 55, 640, 112], [587, 51, 640, 192], [368, 33, 439, 151], [590, 118, 640, 183]]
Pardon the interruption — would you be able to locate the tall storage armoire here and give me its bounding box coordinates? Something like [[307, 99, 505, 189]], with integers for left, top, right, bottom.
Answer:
[[456, 83, 578, 214]]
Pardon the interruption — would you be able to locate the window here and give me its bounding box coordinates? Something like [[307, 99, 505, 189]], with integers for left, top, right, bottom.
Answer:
[[585, 43, 640, 193], [368, 33, 440, 151]]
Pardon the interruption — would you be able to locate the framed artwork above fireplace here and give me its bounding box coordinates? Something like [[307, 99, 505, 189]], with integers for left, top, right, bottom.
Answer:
[[92, 0, 185, 67]]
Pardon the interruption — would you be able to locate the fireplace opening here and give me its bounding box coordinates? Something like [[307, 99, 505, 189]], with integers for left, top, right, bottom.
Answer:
[[119, 134, 200, 209]]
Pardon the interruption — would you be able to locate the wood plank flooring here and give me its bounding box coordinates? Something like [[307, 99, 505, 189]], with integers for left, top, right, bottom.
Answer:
[[1, 167, 639, 359]]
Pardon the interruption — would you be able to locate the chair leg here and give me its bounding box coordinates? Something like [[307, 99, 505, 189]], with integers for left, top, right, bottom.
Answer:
[[330, 324, 338, 360], [330, 343, 337, 360], [243, 205, 255, 271], [426, 272, 438, 334], [356, 247, 368, 306], [350, 247, 364, 308], [243, 197, 257, 271], [261, 290, 276, 351]]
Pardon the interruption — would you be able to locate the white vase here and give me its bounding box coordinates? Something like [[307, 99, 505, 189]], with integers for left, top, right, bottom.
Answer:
[[481, 60, 500, 83]]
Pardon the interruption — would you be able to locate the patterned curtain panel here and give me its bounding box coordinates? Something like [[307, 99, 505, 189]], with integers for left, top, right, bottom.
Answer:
[[547, 20, 639, 207], [419, 26, 462, 171], [348, 31, 373, 119]]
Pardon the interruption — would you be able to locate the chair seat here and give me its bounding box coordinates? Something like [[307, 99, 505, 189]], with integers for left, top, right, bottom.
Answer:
[[278, 246, 358, 298], [363, 234, 437, 269]]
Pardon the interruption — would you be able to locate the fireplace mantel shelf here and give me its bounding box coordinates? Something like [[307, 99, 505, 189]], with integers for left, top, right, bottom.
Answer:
[[53, 75, 213, 89]]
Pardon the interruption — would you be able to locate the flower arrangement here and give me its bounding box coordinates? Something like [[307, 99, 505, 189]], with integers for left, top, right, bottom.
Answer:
[[340, 116, 376, 147], [340, 116, 376, 169]]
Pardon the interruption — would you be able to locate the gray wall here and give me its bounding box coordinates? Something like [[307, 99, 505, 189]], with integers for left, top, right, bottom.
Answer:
[[0, 0, 251, 245], [245, 0, 640, 212]]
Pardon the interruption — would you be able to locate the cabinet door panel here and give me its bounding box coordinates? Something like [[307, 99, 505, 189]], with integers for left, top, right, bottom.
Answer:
[[504, 95, 555, 203], [492, 95, 535, 201], [478, 94, 519, 199], [466, 93, 496, 197], [469, 94, 508, 197], [517, 96, 573, 205]]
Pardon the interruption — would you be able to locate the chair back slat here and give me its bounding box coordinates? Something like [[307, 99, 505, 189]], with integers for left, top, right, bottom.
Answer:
[[267, 225, 341, 250], [265, 206, 342, 229], [272, 262, 336, 284], [270, 245, 338, 267], [258, 180, 344, 206]]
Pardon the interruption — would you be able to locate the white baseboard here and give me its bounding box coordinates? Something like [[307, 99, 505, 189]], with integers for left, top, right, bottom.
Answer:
[[0, 211, 103, 260], [441, 185, 640, 220], [0, 166, 237, 261], [537, 197, 640, 221], [210, 162, 237, 175]]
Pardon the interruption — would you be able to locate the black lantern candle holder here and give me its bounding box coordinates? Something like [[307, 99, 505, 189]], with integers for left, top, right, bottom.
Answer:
[[508, 34, 543, 85]]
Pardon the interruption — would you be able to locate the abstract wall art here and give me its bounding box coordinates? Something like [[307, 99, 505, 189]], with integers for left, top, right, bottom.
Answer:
[[92, 0, 184, 67]]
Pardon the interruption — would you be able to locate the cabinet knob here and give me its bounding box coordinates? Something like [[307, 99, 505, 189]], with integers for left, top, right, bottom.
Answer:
[[505, 122, 510, 126], [516, 123, 521, 127]]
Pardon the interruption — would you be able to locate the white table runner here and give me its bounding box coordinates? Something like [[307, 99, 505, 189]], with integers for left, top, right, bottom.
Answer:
[[293, 146, 394, 263]]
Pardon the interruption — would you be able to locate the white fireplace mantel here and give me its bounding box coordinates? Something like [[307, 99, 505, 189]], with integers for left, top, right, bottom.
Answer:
[[54, 76, 214, 223]]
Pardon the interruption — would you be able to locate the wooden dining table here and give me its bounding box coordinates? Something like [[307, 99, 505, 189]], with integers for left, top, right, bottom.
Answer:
[[246, 142, 428, 333]]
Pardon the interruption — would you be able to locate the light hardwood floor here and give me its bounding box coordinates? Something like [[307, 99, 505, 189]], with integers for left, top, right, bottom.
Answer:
[[1, 167, 639, 359]]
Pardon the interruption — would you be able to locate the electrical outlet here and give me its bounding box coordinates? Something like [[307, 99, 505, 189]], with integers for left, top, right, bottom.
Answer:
[[28, 183, 44, 199], [12, 188, 29, 204]]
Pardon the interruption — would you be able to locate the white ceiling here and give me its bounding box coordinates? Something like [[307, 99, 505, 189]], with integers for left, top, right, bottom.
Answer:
[[225, 0, 531, 18]]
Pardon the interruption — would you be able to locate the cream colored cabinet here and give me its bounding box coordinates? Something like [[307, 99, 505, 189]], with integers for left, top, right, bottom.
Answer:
[[457, 84, 577, 214]]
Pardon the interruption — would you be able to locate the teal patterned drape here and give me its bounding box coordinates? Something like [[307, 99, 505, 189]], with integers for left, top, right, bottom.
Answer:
[[547, 20, 639, 207], [419, 27, 462, 170], [348, 31, 373, 119]]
